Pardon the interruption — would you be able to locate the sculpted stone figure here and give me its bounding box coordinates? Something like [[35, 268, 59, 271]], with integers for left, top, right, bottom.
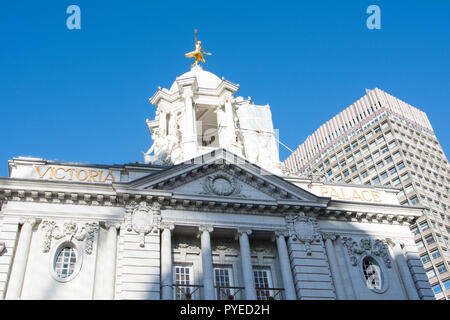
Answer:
[[168, 132, 183, 164], [142, 128, 170, 165], [143, 125, 184, 165]]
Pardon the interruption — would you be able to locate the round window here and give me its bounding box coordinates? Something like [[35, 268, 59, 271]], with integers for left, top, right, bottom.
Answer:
[[54, 245, 78, 280], [362, 256, 382, 291]]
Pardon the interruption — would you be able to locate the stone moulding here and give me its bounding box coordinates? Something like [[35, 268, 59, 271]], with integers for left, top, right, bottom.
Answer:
[[342, 237, 392, 268], [146, 163, 295, 200], [287, 213, 322, 255], [201, 173, 243, 197], [0, 186, 418, 226], [126, 201, 161, 247], [41, 220, 99, 255], [0, 188, 118, 207]]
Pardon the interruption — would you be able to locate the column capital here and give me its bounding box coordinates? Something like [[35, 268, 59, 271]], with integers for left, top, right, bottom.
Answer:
[[322, 232, 338, 241], [198, 225, 214, 233], [19, 217, 37, 227], [104, 221, 121, 230], [160, 222, 175, 231], [181, 88, 194, 99], [235, 227, 252, 239], [272, 229, 289, 242]]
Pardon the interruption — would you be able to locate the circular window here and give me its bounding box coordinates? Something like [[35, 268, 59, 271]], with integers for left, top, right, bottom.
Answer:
[[54, 246, 77, 279], [361, 256, 383, 292], [50, 242, 82, 282]]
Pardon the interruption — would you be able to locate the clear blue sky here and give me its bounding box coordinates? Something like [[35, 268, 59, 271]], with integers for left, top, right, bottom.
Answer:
[[1, 1, 449, 177]]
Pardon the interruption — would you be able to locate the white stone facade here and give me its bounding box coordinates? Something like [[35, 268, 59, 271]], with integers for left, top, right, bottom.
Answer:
[[0, 67, 435, 300]]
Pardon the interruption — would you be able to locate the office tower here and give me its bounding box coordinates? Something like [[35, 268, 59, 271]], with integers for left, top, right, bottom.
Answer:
[[284, 88, 450, 299]]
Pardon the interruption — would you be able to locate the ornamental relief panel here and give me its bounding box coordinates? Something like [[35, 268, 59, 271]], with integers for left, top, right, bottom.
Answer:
[[212, 239, 239, 255], [150, 166, 294, 200], [287, 213, 321, 256], [342, 237, 392, 268], [201, 173, 243, 197], [251, 246, 276, 258], [41, 220, 99, 255], [125, 201, 161, 247], [173, 237, 201, 254]]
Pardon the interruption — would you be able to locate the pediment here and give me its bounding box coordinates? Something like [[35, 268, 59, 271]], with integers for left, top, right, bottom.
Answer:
[[126, 149, 326, 205], [159, 170, 278, 201]]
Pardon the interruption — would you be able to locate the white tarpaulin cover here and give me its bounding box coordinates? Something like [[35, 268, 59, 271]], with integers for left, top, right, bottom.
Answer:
[[236, 103, 274, 133], [236, 103, 279, 170]]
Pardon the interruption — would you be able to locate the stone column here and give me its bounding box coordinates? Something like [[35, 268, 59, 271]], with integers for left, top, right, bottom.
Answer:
[[387, 239, 420, 300], [159, 110, 167, 133], [161, 223, 175, 300], [221, 97, 236, 149], [199, 225, 215, 300], [274, 231, 297, 300], [335, 236, 356, 299], [237, 228, 257, 300], [322, 233, 346, 300], [103, 222, 120, 299], [6, 218, 37, 300], [181, 89, 197, 159]]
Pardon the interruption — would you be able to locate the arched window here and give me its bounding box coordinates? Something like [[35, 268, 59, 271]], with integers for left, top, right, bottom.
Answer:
[[54, 246, 77, 279], [362, 257, 382, 290]]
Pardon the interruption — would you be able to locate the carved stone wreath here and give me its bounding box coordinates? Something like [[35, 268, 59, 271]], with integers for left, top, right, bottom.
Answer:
[[202, 173, 242, 197], [342, 237, 392, 268], [41, 220, 98, 255]]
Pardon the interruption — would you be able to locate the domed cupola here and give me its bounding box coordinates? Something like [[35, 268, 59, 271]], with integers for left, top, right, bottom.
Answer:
[[169, 65, 222, 92], [143, 32, 281, 174]]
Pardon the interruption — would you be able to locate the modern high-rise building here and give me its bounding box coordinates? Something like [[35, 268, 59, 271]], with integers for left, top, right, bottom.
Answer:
[[284, 88, 450, 300]]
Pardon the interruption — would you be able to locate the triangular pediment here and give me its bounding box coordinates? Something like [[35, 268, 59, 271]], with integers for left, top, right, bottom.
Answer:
[[159, 170, 278, 201], [126, 149, 327, 205]]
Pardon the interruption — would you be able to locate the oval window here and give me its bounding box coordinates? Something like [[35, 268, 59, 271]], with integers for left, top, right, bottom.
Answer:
[[362, 257, 382, 290], [54, 246, 78, 279]]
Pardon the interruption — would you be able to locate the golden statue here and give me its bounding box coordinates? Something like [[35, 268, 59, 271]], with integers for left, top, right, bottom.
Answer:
[[185, 29, 212, 67]]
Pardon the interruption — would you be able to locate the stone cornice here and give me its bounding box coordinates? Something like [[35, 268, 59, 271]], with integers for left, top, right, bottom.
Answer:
[[316, 201, 421, 226], [0, 186, 419, 226], [0, 185, 119, 207], [326, 199, 424, 215], [0, 150, 421, 227], [316, 208, 416, 226]]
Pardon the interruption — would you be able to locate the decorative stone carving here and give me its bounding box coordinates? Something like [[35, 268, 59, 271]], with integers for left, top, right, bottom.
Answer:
[[214, 245, 236, 253], [130, 201, 161, 247], [201, 173, 242, 197], [20, 217, 37, 227], [160, 222, 175, 231], [321, 232, 338, 241], [212, 238, 239, 255], [252, 247, 273, 255], [342, 237, 392, 268], [41, 220, 99, 255], [198, 225, 214, 237], [235, 227, 252, 240], [173, 239, 201, 254], [82, 223, 99, 255], [287, 213, 321, 256], [271, 229, 289, 242]]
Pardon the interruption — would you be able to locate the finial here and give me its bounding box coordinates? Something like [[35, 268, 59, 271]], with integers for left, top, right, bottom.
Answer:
[[185, 29, 212, 67]]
